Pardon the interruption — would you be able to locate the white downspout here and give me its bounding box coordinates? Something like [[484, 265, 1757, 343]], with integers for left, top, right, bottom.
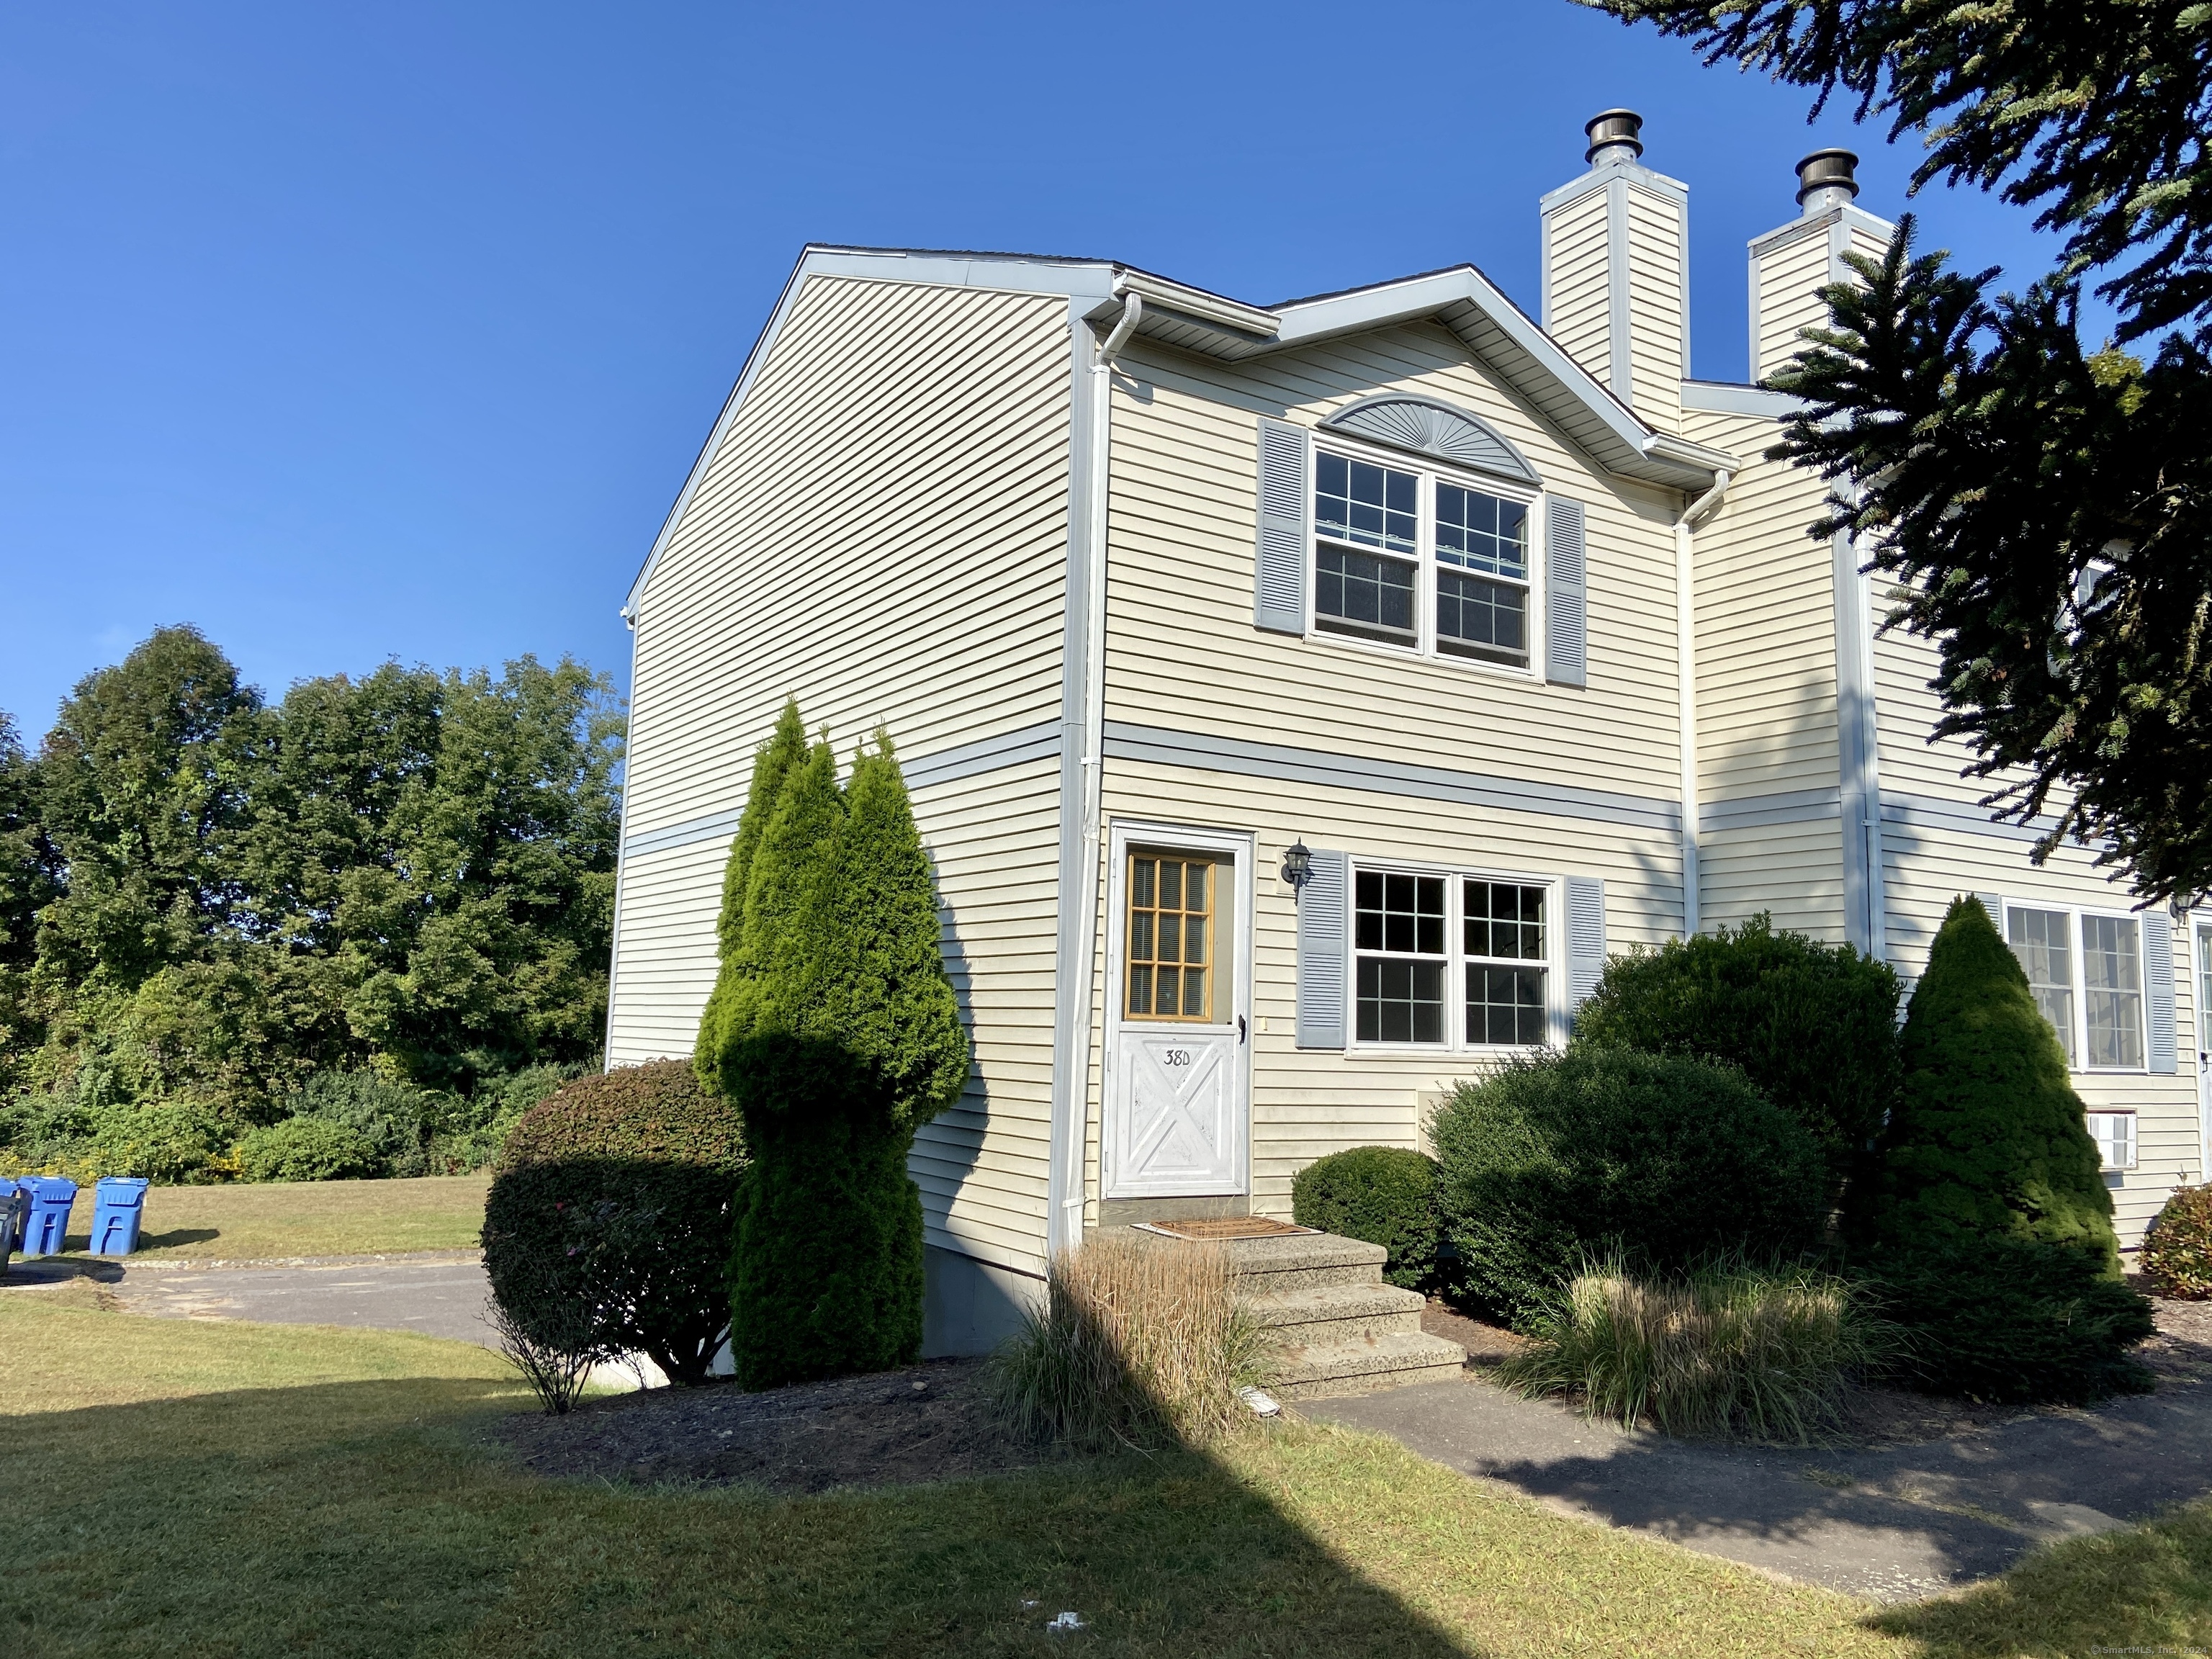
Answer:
[[1673, 469, 1732, 939], [1052, 293, 1137, 1257]]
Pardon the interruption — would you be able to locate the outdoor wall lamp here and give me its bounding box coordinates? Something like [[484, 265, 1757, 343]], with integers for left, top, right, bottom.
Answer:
[[1280, 839, 1313, 891]]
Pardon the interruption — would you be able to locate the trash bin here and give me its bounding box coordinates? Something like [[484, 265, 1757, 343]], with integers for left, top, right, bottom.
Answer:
[[19, 1176, 78, 1258], [2, 1182, 30, 1273], [92, 1177, 150, 1256]]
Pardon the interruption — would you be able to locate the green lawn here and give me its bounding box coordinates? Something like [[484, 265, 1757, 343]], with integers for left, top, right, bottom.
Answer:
[[51, 1172, 490, 1260], [3, 1287, 2203, 1657]]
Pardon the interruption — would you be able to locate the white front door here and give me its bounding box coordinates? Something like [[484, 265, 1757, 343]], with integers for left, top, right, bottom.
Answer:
[[1102, 827, 1250, 1199]]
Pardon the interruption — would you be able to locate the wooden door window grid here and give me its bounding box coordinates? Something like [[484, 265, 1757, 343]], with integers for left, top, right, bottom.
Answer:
[[1127, 853, 1213, 1021]]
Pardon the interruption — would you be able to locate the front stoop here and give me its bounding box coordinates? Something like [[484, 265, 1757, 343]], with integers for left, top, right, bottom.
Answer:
[[1226, 1233, 1467, 1402]]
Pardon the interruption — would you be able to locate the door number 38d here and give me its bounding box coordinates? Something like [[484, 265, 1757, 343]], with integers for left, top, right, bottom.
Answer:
[[1161, 1048, 1195, 1067]]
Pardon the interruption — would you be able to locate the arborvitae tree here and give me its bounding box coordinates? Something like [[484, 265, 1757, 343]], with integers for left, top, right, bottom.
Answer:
[[693, 700, 808, 1089], [1864, 896, 2121, 1272], [698, 718, 967, 1388]]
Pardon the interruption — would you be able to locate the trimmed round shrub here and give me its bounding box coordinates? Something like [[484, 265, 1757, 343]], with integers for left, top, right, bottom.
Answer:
[[2142, 1184, 2212, 1300], [237, 1116, 382, 1182], [483, 1059, 747, 1385], [1854, 1233, 2156, 1403], [1431, 1048, 1828, 1326], [1572, 913, 1900, 1199], [1292, 1146, 1440, 1288]]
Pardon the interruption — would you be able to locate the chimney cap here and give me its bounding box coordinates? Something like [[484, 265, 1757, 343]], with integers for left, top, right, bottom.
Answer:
[[1794, 148, 1860, 204], [1583, 109, 1645, 164]]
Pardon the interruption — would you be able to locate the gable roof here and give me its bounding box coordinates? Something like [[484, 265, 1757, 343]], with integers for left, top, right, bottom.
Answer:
[[625, 245, 1737, 614]]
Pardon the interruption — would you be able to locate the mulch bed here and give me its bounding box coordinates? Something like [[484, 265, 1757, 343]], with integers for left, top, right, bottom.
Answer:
[[489, 1357, 1061, 1493]]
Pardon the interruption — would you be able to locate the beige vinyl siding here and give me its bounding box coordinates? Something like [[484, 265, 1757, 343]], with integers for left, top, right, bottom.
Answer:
[[1104, 323, 1688, 809], [609, 273, 1076, 1273], [1754, 224, 1834, 379], [1544, 188, 1614, 380], [1091, 757, 1685, 1219], [1624, 188, 1685, 429]]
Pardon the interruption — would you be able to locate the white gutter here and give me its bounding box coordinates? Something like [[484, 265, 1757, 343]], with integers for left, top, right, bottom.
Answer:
[[1673, 469, 1732, 938], [1050, 299, 1131, 1258]]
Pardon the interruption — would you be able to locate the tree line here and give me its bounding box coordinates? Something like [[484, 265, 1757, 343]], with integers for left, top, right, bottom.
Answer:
[[0, 625, 623, 1169]]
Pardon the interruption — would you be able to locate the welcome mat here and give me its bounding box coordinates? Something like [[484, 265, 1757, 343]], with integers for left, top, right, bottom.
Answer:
[[1132, 1218, 1316, 1241]]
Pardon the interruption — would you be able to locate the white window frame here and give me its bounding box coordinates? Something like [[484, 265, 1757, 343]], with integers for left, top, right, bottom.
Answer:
[[2087, 1110, 2138, 1172], [1997, 900, 2150, 1074], [1345, 856, 1564, 1055], [1307, 431, 1545, 681]]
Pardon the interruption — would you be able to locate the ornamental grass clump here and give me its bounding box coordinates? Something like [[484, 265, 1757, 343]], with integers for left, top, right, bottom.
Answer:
[[1500, 1256, 1896, 1443], [989, 1233, 1269, 1452]]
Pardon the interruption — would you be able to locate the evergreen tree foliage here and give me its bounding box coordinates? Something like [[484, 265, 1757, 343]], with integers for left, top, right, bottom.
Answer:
[[697, 716, 967, 1389], [1864, 896, 2121, 1270], [1585, 0, 2212, 904], [1573, 913, 1900, 1197]]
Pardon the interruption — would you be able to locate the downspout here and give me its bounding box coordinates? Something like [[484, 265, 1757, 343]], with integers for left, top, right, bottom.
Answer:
[[1050, 292, 1137, 1259], [1673, 469, 1731, 939], [603, 601, 640, 1072]]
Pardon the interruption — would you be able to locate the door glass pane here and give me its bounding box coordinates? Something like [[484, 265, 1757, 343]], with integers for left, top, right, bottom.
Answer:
[[1125, 852, 1214, 1022], [2008, 908, 2077, 1066], [2082, 914, 2144, 1069]]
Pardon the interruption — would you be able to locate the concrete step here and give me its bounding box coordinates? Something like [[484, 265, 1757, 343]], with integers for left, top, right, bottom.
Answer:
[[1222, 1231, 1390, 1292], [1266, 1328, 1471, 1402], [1246, 1280, 1428, 1346]]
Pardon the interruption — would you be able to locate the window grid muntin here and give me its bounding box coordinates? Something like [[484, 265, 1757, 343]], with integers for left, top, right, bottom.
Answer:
[[1125, 853, 1213, 1022], [1315, 451, 1418, 556], [1308, 439, 1538, 674], [2008, 907, 2078, 1066], [1349, 863, 1555, 1052], [2005, 903, 2150, 1071]]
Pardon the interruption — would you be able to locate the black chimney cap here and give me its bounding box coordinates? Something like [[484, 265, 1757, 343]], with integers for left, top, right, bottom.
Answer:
[[1583, 109, 1645, 163], [1795, 148, 1860, 204]]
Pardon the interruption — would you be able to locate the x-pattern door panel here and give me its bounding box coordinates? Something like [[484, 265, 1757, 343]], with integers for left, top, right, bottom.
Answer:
[[1113, 1030, 1236, 1193]]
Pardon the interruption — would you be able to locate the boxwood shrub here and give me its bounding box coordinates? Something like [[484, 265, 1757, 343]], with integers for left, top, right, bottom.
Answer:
[[2141, 1184, 2212, 1300], [1431, 1048, 1828, 1326], [482, 1059, 747, 1385], [1292, 1146, 1440, 1288]]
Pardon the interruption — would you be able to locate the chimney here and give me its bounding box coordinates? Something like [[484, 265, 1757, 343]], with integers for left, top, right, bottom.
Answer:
[[1540, 109, 1689, 428], [1748, 149, 1892, 381]]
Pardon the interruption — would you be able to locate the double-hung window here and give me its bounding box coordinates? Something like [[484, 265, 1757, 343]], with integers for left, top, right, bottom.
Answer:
[[1312, 445, 1535, 671], [1352, 863, 1555, 1050], [2002, 904, 2145, 1071]]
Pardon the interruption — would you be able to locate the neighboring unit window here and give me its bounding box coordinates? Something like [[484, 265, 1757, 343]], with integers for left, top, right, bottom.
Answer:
[[1463, 880, 1547, 1044], [1434, 485, 1529, 667], [2081, 914, 2144, 1069], [1125, 853, 1211, 1022], [1354, 870, 1446, 1043], [2008, 908, 2077, 1067], [1314, 452, 1419, 645], [2087, 1110, 2138, 1172]]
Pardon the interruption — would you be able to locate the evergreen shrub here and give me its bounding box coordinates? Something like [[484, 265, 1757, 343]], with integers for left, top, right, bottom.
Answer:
[[1573, 913, 1901, 1198], [90, 1101, 234, 1183], [1862, 896, 2122, 1270], [2141, 1184, 2212, 1300], [1291, 1146, 1440, 1288], [1854, 1233, 2156, 1402], [697, 708, 968, 1390], [238, 1116, 382, 1183], [1430, 1048, 1827, 1326], [482, 1058, 747, 1385]]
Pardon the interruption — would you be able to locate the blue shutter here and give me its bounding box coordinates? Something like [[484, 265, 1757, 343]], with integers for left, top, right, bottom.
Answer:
[[1254, 417, 1310, 635], [2144, 909, 2176, 1074], [1974, 891, 2006, 932], [1295, 849, 1347, 1049], [1545, 498, 1588, 687], [1566, 876, 1607, 1009]]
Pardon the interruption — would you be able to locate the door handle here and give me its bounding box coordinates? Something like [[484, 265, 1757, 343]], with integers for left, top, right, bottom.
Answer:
[[1238, 1015, 1248, 1044]]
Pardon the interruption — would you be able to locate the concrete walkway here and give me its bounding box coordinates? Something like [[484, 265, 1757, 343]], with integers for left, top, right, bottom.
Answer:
[[1308, 1372, 2212, 1602]]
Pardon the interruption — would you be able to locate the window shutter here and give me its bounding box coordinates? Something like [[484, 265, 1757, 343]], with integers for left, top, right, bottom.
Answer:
[[2144, 909, 2176, 1073], [1295, 849, 1347, 1049], [1974, 891, 2005, 932], [1565, 876, 1606, 1008], [1545, 498, 1588, 687], [1254, 417, 1310, 635]]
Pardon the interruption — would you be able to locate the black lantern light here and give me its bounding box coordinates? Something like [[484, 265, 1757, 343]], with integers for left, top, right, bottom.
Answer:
[[1280, 838, 1313, 892]]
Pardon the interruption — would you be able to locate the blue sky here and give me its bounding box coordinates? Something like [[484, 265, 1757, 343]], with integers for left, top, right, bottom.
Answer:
[[0, 1, 2071, 739]]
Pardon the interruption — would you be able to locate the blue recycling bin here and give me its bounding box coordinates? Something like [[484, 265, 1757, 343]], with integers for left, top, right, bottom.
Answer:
[[19, 1176, 78, 1258], [93, 1177, 150, 1256]]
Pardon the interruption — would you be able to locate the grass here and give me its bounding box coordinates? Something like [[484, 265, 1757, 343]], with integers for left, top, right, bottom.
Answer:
[[0, 1287, 1928, 1658], [47, 1171, 490, 1261]]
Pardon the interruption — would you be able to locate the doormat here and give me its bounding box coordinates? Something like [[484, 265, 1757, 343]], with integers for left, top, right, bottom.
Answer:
[[1132, 1218, 1316, 1241]]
